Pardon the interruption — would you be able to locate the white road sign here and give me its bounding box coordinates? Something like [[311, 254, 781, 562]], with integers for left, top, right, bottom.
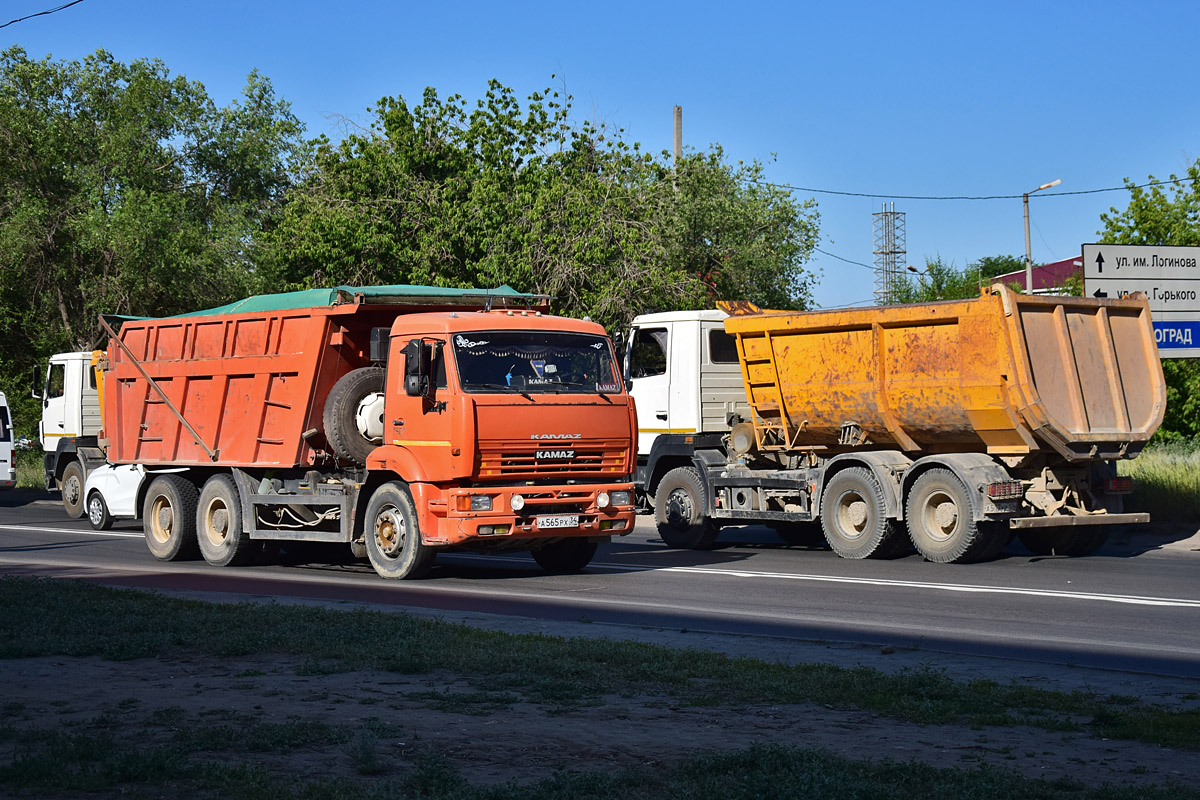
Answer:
[[1082, 243, 1200, 358]]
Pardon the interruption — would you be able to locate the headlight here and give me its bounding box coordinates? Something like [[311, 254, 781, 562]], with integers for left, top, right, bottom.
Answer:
[[596, 491, 611, 509], [510, 494, 525, 511], [470, 495, 493, 511], [610, 490, 631, 507]]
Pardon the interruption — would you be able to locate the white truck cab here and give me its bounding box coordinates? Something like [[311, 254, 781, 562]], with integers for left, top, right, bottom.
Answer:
[[0, 391, 14, 489], [624, 310, 748, 504], [34, 351, 105, 516]]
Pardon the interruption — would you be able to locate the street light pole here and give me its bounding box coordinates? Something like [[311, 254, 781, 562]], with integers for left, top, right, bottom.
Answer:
[[1023, 179, 1062, 293]]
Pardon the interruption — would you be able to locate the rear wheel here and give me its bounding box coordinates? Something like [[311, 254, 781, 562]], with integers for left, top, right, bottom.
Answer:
[[197, 474, 259, 567], [61, 460, 86, 519], [86, 491, 113, 531], [324, 367, 386, 465], [654, 466, 719, 549], [820, 467, 907, 559], [532, 539, 598, 573], [1017, 528, 1108, 557], [143, 475, 199, 561], [364, 482, 435, 579], [905, 468, 1007, 563]]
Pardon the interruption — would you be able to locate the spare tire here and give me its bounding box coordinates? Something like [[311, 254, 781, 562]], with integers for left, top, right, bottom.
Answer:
[[324, 366, 386, 465]]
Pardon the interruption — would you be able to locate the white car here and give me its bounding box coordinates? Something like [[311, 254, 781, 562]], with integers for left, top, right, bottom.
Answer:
[[84, 463, 146, 530]]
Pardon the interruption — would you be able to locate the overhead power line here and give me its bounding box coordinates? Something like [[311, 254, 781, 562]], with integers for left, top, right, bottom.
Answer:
[[0, 0, 86, 30], [749, 175, 1194, 201]]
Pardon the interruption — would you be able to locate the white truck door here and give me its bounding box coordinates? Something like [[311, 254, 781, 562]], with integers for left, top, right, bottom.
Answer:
[[626, 324, 671, 456], [39, 357, 70, 452]]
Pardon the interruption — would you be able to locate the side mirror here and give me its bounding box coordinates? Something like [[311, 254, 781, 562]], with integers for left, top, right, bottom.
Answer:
[[31, 364, 42, 400], [403, 339, 432, 398]]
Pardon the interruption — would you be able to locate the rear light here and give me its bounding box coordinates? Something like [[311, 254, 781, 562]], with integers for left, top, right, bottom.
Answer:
[[1103, 477, 1134, 495], [987, 481, 1023, 500]]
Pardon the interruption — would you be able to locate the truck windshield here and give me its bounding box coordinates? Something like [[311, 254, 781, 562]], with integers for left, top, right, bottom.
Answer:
[[453, 331, 622, 394]]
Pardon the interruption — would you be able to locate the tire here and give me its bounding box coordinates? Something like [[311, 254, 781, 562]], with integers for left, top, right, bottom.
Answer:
[[1017, 528, 1109, 557], [771, 522, 826, 547], [60, 460, 86, 519], [196, 474, 259, 567], [324, 367, 386, 465], [654, 466, 719, 549], [143, 475, 200, 561], [905, 469, 1007, 563], [86, 491, 113, 531], [363, 482, 435, 579], [820, 467, 907, 559], [532, 539, 598, 573]]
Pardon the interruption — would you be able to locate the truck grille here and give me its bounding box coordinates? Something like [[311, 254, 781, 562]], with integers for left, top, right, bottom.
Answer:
[[476, 441, 629, 478]]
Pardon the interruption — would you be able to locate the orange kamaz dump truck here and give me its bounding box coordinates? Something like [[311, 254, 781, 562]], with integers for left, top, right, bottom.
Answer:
[[626, 285, 1164, 563], [99, 284, 636, 579]]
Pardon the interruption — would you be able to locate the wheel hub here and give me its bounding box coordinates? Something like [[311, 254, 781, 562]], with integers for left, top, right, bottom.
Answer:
[[665, 490, 693, 527], [934, 501, 957, 530], [375, 508, 406, 556], [157, 505, 173, 532], [846, 500, 868, 529], [210, 507, 229, 537]]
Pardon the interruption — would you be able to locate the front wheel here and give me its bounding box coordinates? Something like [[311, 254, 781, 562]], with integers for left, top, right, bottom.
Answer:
[[61, 460, 86, 519], [532, 539, 598, 573], [86, 491, 113, 531], [654, 466, 719, 549], [142, 475, 200, 561], [363, 482, 435, 579], [905, 469, 1006, 563]]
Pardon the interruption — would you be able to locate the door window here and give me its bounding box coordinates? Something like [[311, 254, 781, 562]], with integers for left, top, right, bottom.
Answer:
[[629, 328, 668, 378]]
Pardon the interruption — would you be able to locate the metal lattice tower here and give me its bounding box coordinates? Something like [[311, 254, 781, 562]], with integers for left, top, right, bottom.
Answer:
[[873, 203, 906, 304]]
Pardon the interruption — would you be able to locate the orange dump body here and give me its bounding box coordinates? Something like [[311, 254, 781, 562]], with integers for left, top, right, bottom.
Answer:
[[105, 301, 435, 468], [723, 285, 1164, 462]]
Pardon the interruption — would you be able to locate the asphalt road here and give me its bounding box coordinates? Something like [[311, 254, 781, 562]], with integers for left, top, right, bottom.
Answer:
[[2, 491, 1199, 680]]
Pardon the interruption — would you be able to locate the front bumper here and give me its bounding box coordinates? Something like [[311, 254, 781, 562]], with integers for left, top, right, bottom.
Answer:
[[420, 483, 637, 546]]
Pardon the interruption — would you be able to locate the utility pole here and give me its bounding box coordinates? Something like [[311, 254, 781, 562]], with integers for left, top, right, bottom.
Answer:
[[673, 105, 682, 164]]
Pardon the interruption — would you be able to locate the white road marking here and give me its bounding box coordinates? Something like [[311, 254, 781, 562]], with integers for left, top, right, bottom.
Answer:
[[0, 524, 143, 539], [4, 523, 1199, 608]]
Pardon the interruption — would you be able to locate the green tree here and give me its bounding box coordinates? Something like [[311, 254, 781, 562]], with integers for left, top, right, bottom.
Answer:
[[0, 47, 304, 432], [257, 80, 819, 330], [884, 257, 982, 304], [1100, 162, 1200, 440], [973, 254, 1025, 280]]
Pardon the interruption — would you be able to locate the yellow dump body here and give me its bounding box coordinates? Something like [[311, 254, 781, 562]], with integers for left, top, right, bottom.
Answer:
[[723, 285, 1164, 462]]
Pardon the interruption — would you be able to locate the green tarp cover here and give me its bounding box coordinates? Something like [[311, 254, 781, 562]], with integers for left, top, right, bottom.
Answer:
[[167, 284, 541, 318]]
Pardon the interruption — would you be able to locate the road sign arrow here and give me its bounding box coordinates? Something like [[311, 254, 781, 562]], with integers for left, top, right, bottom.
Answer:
[[1095, 252, 1105, 273], [1093, 288, 1108, 299]]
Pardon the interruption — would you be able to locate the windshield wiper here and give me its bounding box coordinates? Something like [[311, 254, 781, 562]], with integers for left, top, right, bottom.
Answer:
[[469, 382, 533, 401]]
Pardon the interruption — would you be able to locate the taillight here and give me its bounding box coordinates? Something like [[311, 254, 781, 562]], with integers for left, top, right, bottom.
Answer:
[[1103, 477, 1134, 495], [987, 481, 1023, 500]]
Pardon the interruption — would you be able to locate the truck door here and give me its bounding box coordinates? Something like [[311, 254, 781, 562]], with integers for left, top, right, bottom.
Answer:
[[389, 336, 454, 475], [626, 325, 671, 456], [39, 358, 69, 452]]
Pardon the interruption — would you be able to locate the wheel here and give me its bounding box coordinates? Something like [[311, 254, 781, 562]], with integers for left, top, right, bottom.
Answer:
[[771, 522, 826, 547], [60, 460, 86, 519], [905, 469, 1007, 563], [820, 467, 907, 559], [142, 475, 200, 561], [196, 474, 259, 567], [363, 482, 435, 579], [653, 466, 719, 549], [1017, 528, 1109, 557], [86, 491, 113, 531], [532, 539, 598, 573], [324, 367, 386, 465]]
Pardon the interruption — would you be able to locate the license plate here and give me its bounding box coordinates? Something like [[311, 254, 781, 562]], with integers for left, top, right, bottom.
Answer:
[[537, 514, 579, 530]]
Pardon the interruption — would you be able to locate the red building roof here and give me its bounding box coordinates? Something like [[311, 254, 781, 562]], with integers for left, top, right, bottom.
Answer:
[[990, 257, 1081, 293]]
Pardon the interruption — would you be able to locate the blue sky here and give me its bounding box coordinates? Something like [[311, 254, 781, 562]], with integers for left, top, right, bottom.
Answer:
[[5, 0, 1198, 309]]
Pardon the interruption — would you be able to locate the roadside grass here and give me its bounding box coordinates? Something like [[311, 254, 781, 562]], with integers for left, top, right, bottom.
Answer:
[[13, 448, 42, 489], [1, 731, 1197, 800], [2, 576, 1198, 755], [1121, 440, 1200, 520]]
